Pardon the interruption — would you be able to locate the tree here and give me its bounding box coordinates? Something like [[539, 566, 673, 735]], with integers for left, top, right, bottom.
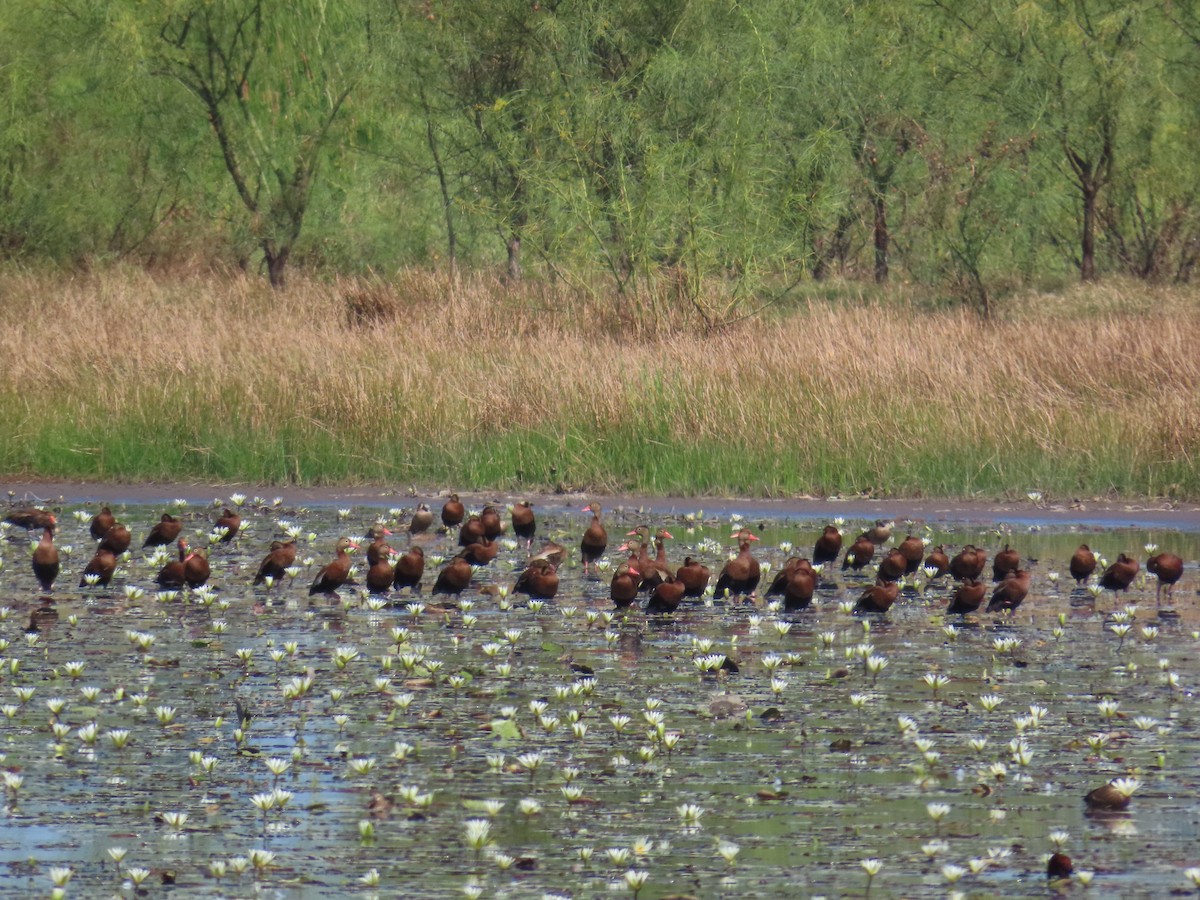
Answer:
[[151, 0, 363, 287]]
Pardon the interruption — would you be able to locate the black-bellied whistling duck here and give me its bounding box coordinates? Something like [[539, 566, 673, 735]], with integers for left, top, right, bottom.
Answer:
[[782, 565, 816, 611], [80, 548, 117, 587], [924, 545, 950, 578], [610, 563, 641, 608], [90, 506, 116, 541], [144, 513, 183, 548], [766, 557, 805, 596], [897, 535, 925, 574], [647, 575, 685, 613], [713, 530, 761, 598], [409, 504, 433, 535], [511, 502, 536, 546], [31, 519, 59, 592], [580, 503, 607, 575], [1147, 552, 1183, 602], [156, 539, 189, 588], [215, 508, 241, 542], [366, 554, 395, 594], [514, 559, 559, 600], [877, 549, 907, 583], [866, 519, 894, 545], [392, 546, 425, 592], [364, 524, 393, 566], [842, 534, 875, 571], [4, 507, 55, 530], [184, 547, 210, 588], [947, 578, 986, 614], [441, 493, 465, 528], [1085, 781, 1132, 811], [987, 569, 1031, 613], [676, 556, 711, 597], [530, 540, 567, 568], [855, 580, 898, 613], [432, 555, 473, 596], [813, 525, 843, 566], [480, 505, 503, 540], [1047, 852, 1073, 879], [1070, 544, 1097, 584], [992, 544, 1020, 582], [459, 515, 485, 547], [461, 538, 498, 566], [99, 523, 132, 556], [652, 529, 674, 582], [949, 545, 987, 581], [309, 537, 358, 596], [1099, 553, 1139, 594], [254, 539, 297, 585]]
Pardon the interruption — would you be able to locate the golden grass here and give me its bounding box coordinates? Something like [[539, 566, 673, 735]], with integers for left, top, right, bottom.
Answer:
[[1, 266, 1198, 496]]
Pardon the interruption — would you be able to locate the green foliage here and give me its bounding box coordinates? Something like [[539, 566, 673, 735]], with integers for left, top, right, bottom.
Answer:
[[2, 0, 1199, 306]]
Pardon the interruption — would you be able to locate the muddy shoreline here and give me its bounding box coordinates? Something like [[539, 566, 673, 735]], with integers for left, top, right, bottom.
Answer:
[[5, 478, 1200, 531]]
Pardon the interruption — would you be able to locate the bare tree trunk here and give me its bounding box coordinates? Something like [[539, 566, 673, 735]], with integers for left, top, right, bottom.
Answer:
[[873, 194, 889, 284], [1081, 179, 1097, 282], [506, 234, 521, 282]]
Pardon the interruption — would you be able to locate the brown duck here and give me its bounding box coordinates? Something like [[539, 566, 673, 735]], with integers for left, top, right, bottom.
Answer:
[[366, 554, 395, 594], [675, 556, 711, 597], [432, 555, 473, 596], [392, 546, 425, 592], [946, 578, 986, 614], [441, 493, 465, 528], [458, 515, 486, 547], [31, 520, 60, 592], [143, 513, 183, 548], [813, 525, 843, 566], [214, 508, 241, 542], [513, 559, 560, 600], [156, 539, 189, 589], [897, 535, 925, 574], [1099, 554, 1139, 594], [924, 545, 950, 578], [987, 569, 1031, 613], [530, 540, 567, 568], [992, 544, 1020, 582], [782, 565, 817, 611], [80, 548, 117, 587], [580, 503, 608, 575], [254, 539, 298, 586], [184, 546, 210, 588], [855, 580, 899, 613], [409, 504, 433, 535], [364, 524, 393, 566], [610, 563, 641, 608], [647, 575, 685, 613], [713, 530, 761, 598], [841, 534, 875, 571], [4, 507, 55, 530], [1147, 552, 1184, 602], [1069, 544, 1097, 584], [89, 506, 116, 541], [461, 538, 499, 566], [949, 545, 987, 581], [511, 501, 536, 546], [877, 549, 908, 583], [98, 523, 132, 556], [309, 537, 358, 596], [480, 505, 504, 540]]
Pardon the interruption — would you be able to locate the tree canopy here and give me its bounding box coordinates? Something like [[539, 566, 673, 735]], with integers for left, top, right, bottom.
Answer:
[[2, 0, 1197, 306]]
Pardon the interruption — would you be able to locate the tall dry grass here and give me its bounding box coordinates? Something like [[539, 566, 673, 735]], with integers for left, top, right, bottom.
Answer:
[[1, 267, 1198, 497]]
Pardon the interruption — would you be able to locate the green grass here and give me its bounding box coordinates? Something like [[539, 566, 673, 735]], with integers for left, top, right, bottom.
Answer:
[[2, 268, 1199, 498]]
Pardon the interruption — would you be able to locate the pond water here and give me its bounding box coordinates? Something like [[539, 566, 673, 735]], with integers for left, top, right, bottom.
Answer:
[[1, 492, 1199, 898]]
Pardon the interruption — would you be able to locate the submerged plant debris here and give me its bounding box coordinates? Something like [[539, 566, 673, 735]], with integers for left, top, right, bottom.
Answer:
[[0, 494, 1198, 898]]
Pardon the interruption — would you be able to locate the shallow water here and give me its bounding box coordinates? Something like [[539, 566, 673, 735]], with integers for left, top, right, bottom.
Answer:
[[0, 494, 1198, 898]]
